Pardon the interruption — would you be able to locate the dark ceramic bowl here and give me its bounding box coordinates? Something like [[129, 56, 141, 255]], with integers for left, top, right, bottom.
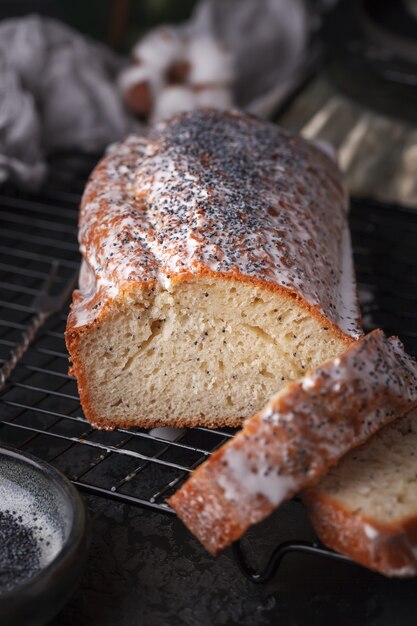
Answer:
[[0, 445, 89, 626]]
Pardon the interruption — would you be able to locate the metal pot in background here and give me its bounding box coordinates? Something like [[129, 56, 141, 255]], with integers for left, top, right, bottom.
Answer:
[[278, 0, 417, 209]]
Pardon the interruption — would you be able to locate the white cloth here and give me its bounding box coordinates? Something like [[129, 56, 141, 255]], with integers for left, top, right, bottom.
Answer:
[[190, 0, 317, 117], [0, 15, 139, 189]]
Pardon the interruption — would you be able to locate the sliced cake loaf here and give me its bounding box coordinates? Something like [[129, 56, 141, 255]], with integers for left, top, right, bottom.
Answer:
[[304, 408, 417, 577], [168, 330, 417, 555], [65, 108, 361, 430]]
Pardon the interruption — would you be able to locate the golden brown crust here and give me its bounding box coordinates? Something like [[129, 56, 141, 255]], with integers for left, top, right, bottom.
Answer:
[[303, 490, 417, 577], [168, 331, 417, 555], [85, 411, 244, 432]]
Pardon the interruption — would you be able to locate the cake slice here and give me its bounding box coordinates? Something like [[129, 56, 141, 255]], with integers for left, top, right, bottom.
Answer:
[[304, 408, 417, 577], [66, 108, 361, 430], [168, 330, 417, 555]]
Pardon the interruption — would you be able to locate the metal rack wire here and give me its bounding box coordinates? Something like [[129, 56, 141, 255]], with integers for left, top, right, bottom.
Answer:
[[1, 153, 416, 581]]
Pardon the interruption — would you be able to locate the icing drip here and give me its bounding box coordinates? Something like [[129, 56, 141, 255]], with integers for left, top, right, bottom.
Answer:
[[218, 447, 296, 506]]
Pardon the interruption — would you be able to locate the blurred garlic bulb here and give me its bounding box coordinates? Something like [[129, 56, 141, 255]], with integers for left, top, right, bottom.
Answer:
[[119, 25, 234, 123], [151, 85, 196, 124], [188, 35, 233, 86]]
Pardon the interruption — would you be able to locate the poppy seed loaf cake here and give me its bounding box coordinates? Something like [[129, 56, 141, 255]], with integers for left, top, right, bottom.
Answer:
[[66, 109, 362, 430], [169, 331, 417, 555], [304, 408, 417, 577]]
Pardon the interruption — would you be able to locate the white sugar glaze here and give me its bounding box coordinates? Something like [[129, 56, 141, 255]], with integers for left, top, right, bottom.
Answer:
[[218, 447, 297, 506], [69, 110, 363, 336], [301, 335, 414, 393], [364, 523, 379, 540]]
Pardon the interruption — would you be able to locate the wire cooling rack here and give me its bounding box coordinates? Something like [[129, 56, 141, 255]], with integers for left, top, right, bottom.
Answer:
[[0, 153, 416, 581]]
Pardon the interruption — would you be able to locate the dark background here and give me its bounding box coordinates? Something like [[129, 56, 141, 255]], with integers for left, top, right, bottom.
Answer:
[[50, 496, 417, 626], [2, 2, 417, 625], [0, 0, 196, 51]]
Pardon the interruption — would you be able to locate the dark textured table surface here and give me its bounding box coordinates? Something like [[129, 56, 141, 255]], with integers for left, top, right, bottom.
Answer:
[[49, 495, 417, 626]]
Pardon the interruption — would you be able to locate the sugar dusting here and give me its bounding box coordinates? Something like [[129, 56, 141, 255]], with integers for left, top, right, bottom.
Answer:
[[364, 523, 379, 540], [0, 476, 63, 568]]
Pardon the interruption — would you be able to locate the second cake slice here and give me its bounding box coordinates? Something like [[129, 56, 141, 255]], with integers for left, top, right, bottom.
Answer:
[[304, 407, 417, 577]]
